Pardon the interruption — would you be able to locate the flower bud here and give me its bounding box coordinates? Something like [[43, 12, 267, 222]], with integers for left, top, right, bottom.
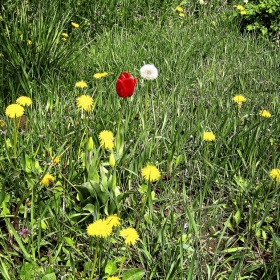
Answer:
[[87, 137, 94, 151], [109, 153, 116, 167]]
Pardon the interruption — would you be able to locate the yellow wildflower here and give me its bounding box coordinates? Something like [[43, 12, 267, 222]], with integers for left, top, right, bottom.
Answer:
[[99, 130, 114, 150], [41, 174, 55, 186], [53, 156, 60, 164], [108, 277, 120, 280], [270, 169, 280, 182], [120, 227, 139, 246], [233, 5, 245, 10], [71, 22, 79, 28], [87, 219, 112, 238], [203, 131, 216, 142], [93, 72, 108, 79], [259, 110, 271, 118], [16, 96, 32, 106], [5, 104, 24, 118], [75, 80, 88, 88], [76, 95, 94, 112], [141, 165, 161, 182], [176, 6, 183, 12], [106, 214, 120, 228], [233, 95, 246, 109]]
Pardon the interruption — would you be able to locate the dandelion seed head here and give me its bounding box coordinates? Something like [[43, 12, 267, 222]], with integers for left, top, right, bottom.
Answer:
[[140, 64, 158, 80]]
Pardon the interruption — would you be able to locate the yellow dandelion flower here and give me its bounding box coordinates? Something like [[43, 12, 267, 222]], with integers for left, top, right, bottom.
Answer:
[[108, 277, 120, 280], [270, 169, 280, 182], [99, 130, 114, 150], [16, 96, 32, 106], [71, 22, 79, 28], [233, 95, 246, 109], [259, 110, 271, 118], [41, 174, 55, 186], [27, 40, 32, 45], [106, 214, 120, 228], [76, 95, 94, 112], [53, 156, 60, 164], [141, 165, 161, 182], [87, 219, 112, 238], [203, 131, 216, 142], [75, 80, 88, 88], [179, 12, 186, 17], [233, 5, 245, 10], [120, 227, 139, 246], [62, 37, 67, 42], [0, 53, 3, 57], [240, 10, 247, 15], [176, 6, 183, 12], [62, 33, 68, 37], [0, 120, 5, 127], [102, 140, 114, 150], [5, 104, 24, 118], [94, 72, 108, 79]]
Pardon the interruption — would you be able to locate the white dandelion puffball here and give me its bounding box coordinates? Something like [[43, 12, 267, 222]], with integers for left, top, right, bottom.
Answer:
[[140, 64, 158, 80]]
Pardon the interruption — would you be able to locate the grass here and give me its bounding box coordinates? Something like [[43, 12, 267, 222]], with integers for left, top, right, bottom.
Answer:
[[0, 0, 279, 279]]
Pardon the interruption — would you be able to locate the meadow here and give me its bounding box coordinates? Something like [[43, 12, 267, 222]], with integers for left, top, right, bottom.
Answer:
[[0, 0, 279, 279]]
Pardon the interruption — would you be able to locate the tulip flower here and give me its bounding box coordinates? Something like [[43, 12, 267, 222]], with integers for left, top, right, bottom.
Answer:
[[116, 72, 137, 98]]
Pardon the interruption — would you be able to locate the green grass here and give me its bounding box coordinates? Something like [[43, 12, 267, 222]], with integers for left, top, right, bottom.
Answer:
[[0, 0, 279, 279]]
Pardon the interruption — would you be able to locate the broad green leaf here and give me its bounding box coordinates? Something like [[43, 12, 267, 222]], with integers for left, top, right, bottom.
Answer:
[[63, 236, 75, 247], [105, 260, 117, 276], [122, 268, 145, 280], [41, 220, 48, 230], [234, 209, 241, 226], [41, 272, 57, 280], [20, 262, 40, 279]]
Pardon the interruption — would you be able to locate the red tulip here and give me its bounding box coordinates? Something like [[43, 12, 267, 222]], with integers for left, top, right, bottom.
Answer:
[[116, 72, 137, 98]]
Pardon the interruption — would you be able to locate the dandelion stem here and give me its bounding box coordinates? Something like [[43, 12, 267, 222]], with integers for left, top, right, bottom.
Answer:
[[137, 181, 151, 230], [144, 82, 149, 127], [13, 118, 20, 158], [118, 246, 127, 277], [90, 237, 99, 280]]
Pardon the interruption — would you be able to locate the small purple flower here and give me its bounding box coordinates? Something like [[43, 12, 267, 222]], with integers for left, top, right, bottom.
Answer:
[[19, 228, 31, 238]]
